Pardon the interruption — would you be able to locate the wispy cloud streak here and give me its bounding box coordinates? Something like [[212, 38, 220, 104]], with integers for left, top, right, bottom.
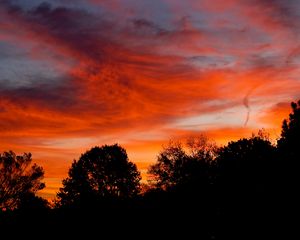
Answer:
[[0, 0, 299, 197]]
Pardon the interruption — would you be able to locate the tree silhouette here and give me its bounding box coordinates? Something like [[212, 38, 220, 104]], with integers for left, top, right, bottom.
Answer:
[[0, 151, 45, 210], [278, 101, 300, 158], [17, 192, 49, 210], [215, 133, 277, 228], [145, 136, 218, 237], [277, 100, 300, 195], [56, 144, 141, 208], [148, 136, 217, 191], [216, 135, 276, 194]]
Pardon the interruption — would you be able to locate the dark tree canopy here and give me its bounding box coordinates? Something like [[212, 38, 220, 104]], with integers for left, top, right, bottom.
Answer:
[[277, 100, 300, 191], [278, 100, 300, 156], [0, 151, 45, 210], [148, 136, 217, 191], [216, 135, 276, 193], [57, 144, 141, 207], [17, 192, 49, 210]]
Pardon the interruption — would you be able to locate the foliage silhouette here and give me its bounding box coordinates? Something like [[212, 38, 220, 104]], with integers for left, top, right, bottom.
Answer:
[[56, 144, 141, 208], [216, 134, 276, 194], [278, 100, 300, 150], [148, 136, 217, 192], [214, 133, 280, 238], [0, 151, 45, 210], [277, 100, 300, 206], [18, 192, 49, 210]]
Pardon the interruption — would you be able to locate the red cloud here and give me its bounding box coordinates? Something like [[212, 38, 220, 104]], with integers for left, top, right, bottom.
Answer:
[[0, 0, 299, 198]]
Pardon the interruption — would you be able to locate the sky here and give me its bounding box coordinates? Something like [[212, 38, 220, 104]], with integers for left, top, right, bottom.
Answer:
[[0, 0, 300, 199]]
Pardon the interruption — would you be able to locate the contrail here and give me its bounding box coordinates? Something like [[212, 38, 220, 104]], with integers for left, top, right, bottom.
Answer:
[[243, 93, 250, 127], [242, 84, 260, 127]]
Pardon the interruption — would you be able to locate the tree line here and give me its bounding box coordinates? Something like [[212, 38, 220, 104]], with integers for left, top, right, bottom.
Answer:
[[1, 100, 299, 238]]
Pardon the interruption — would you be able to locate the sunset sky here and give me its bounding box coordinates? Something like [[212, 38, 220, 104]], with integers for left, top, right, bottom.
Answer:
[[0, 0, 299, 199]]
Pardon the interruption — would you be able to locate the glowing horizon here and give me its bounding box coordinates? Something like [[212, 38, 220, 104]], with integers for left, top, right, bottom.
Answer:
[[0, 0, 299, 199]]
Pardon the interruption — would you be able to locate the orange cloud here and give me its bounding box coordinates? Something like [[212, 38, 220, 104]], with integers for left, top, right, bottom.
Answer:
[[0, 0, 299, 199], [259, 102, 292, 128]]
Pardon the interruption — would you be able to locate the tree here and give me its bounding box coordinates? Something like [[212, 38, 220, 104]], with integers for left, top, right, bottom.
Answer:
[[148, 136, 217, 191], [214, 133, 287, 234], [17, 192, 49, 211], [216, 135, 276, 196], [277, 100, 300, 193], [56, 144, 141, 207], [0, 151, 45, 210], [278, 100, 300, 157]]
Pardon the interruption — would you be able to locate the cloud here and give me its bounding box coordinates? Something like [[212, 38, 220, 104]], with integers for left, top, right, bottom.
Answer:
[[0, 0, 298, 135], [259, 101, 292, 128], [0, 0, 299, 197]]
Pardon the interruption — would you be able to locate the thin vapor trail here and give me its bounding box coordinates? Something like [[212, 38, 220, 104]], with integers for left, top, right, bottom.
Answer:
[[243, 85, 259, 127], [243, 94, 250, 127]]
